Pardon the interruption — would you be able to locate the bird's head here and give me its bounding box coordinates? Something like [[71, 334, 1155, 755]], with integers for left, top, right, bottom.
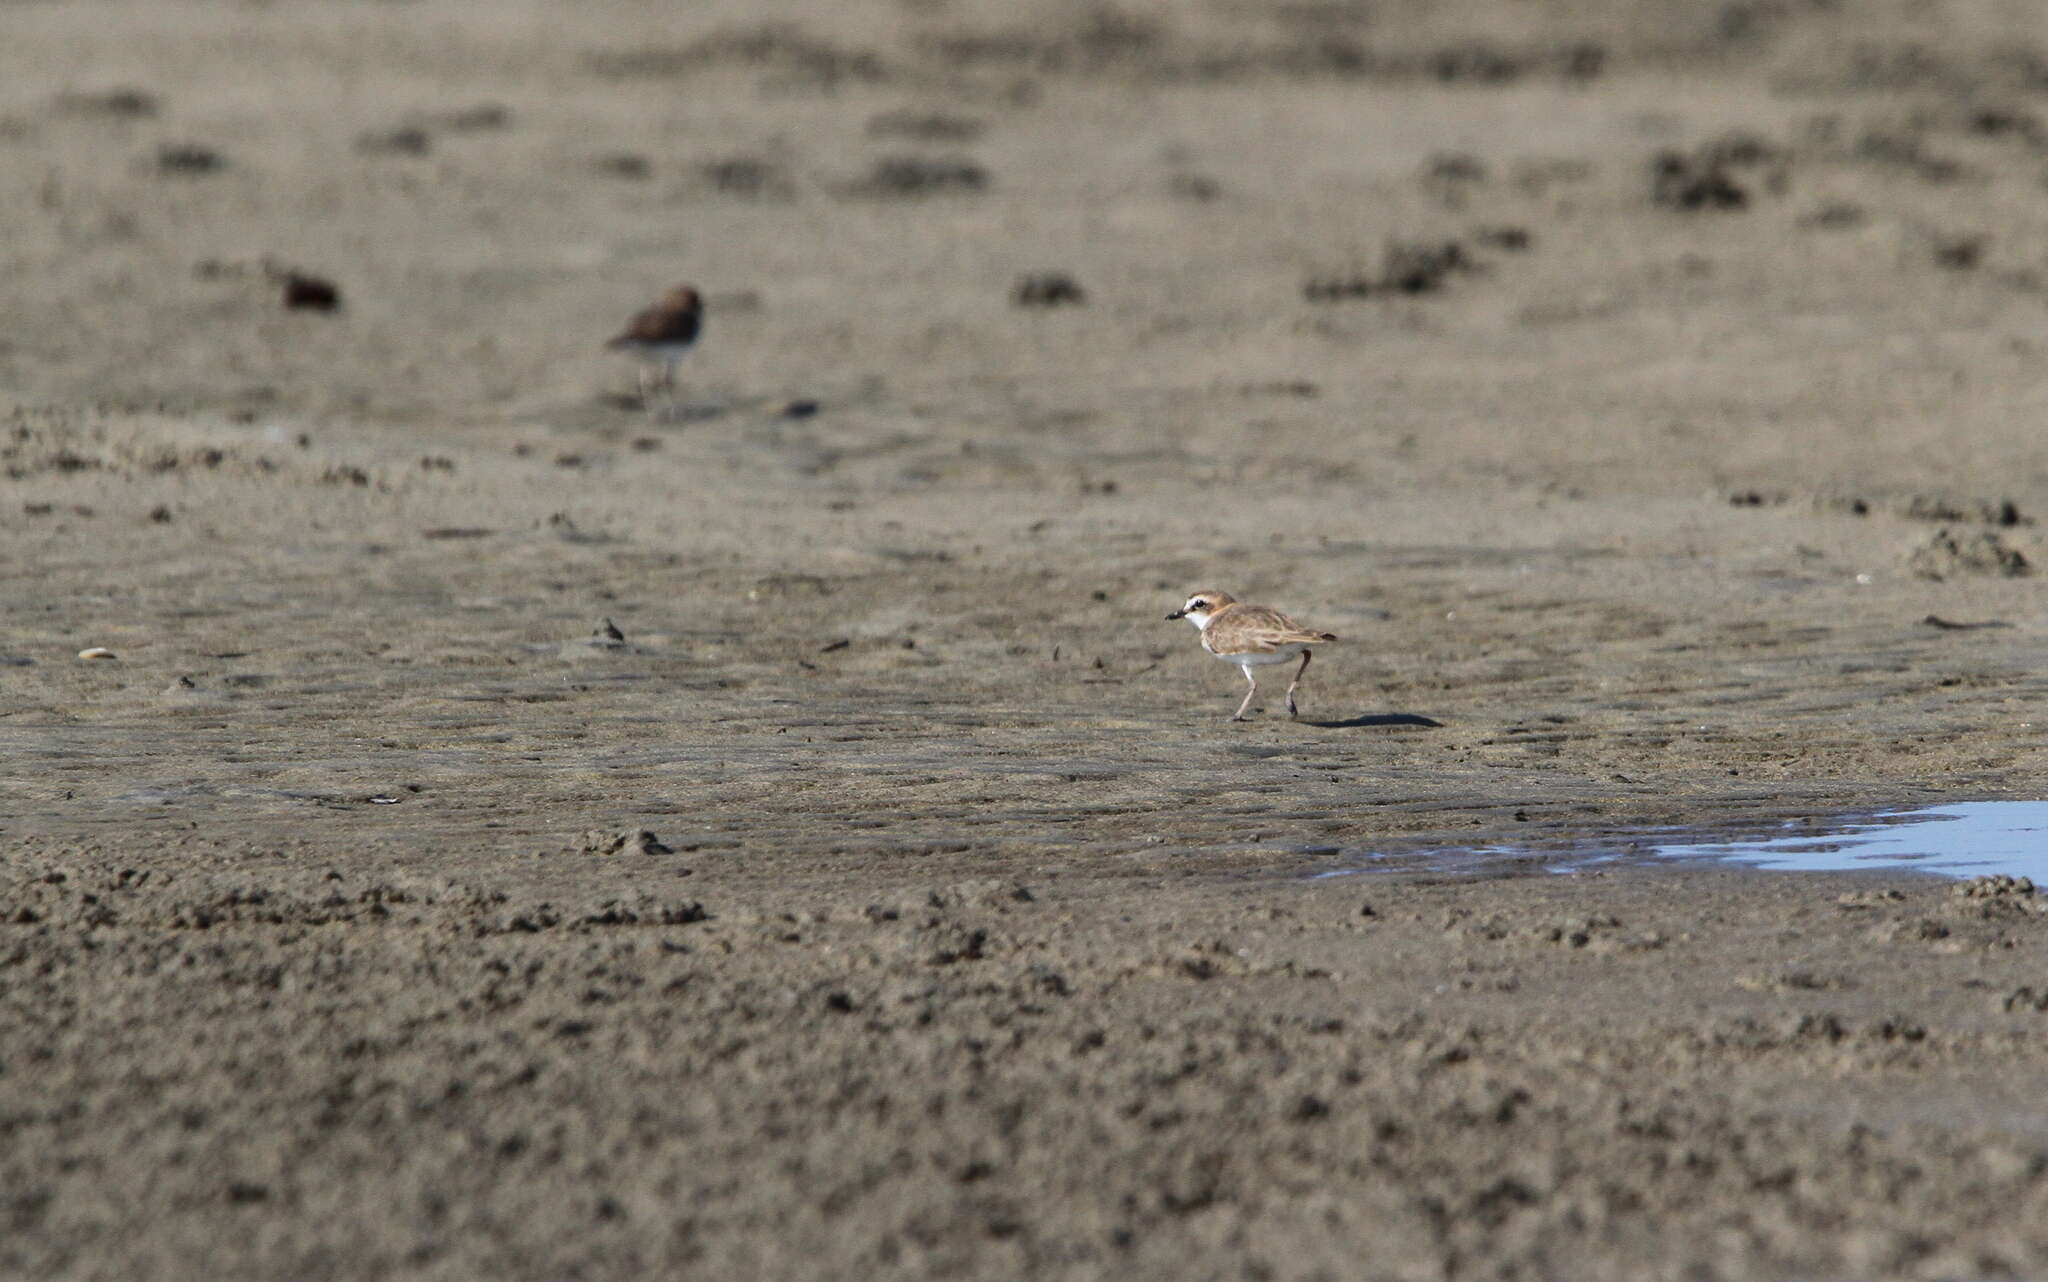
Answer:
[[1165, 590, 1235, 628]]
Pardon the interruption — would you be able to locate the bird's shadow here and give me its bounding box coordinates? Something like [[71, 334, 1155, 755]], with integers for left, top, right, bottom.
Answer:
[[596, 393, 734, 422], [1299, 712, 1444, 730]]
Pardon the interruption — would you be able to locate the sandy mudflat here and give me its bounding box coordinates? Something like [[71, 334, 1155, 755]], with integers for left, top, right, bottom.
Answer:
[[10, 2, 2048, 1278]]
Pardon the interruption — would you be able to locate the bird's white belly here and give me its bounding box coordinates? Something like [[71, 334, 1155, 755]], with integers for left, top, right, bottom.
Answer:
[[633, 342, 694, 363], [1213, 642, 1309, 667]]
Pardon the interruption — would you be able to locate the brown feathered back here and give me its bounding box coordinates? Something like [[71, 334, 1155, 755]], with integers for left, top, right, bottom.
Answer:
[[1200, 602, 1338, 656], [609, 285, 702, 348]]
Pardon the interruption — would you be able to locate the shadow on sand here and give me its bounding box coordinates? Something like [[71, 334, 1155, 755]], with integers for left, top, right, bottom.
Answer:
[[1301, 712, 1444, 730]]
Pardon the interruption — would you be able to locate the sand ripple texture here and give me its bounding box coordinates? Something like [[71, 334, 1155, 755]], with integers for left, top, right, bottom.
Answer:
[[12, 2, 2048, 1278]]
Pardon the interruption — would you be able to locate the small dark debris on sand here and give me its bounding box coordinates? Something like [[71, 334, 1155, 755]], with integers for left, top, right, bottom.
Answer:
[[155, 142, 224, 175], [1908, 528, 2031, 579], [356, 107, 506, 157], [433, 103, 511, 131], [703, 156, 788, 198], [1378, 239, 1473, 292], [1245, 380, 1319, 398], [56, 88, 159, 118], [1957, 873, 2036, 898], [1652, 151, 1744, 210], [580, 829, 678, 858], [1559, 43, 1606, 80], [856, 154, 987, 196], [1424, 42, 1522, 84], [1904, 496, 2028, 526], [594, 153, 651, 179], [1013, 273, 1086, 307], [1652, 135, 1781, 211], [782, 398, 821, 419], [1801, 202, 1866, 229], [1305, 238, 1474, 300], [356, 126, 431, 156], [1967, 107, 2040, 138], [279, 271, 342, 312], [586, 26, 889, 88], [1303, 272, 1375, 301], [1933, 236, 1985, 270], [1425, 152, 1488, 183]]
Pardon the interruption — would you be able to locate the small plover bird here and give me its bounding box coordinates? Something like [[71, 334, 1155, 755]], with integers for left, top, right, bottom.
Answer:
[[608, 284, 702, 420], [1166, 590, 1338, 721]]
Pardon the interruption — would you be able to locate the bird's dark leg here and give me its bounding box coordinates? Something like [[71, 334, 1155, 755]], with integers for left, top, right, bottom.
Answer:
[[1285, 650, 1312, 718]]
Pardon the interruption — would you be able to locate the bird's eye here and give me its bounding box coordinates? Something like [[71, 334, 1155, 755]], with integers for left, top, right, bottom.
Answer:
[[1189, 601, 1206, 611]]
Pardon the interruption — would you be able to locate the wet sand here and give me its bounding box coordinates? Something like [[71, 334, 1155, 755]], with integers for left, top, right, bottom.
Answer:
[[9, 2, 2048, 1278]]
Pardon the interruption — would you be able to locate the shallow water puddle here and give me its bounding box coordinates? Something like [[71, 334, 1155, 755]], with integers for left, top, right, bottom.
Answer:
[[1644, 803, 2048, 878], [1322, 803, 2048, 881]]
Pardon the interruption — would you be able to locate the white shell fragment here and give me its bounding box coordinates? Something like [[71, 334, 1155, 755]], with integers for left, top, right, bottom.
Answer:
[[77, 647, 118, 661]]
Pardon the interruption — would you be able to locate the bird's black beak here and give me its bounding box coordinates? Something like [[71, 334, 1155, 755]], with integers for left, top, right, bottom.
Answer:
[[1164, 609, 1185, 620]]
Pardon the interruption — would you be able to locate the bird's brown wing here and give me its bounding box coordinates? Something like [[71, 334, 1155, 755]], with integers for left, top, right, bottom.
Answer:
[[609, 302, 701, 348], [1203, 605, 1338, 655]]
